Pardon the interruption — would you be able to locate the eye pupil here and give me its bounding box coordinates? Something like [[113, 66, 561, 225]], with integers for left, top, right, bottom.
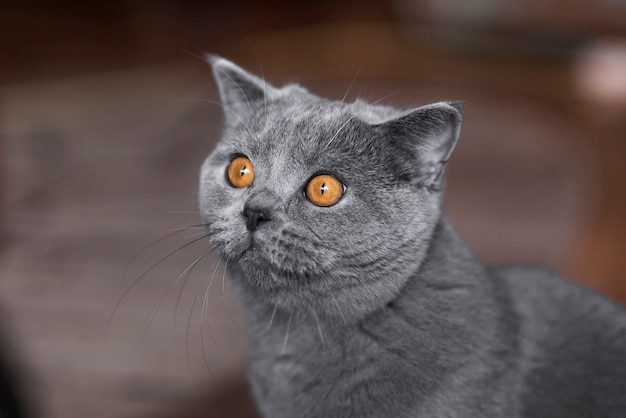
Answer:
[[240, 166, 248, 176], [320, 183, 327, 194]]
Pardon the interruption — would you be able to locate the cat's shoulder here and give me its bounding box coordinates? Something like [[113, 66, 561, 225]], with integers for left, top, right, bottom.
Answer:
[[490, 268, 626, 416], [490, 264, 626, 330]]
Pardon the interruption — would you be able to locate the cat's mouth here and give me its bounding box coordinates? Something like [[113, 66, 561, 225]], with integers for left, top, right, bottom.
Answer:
[[237, 237, 320, 285], [209, 219, 326, 289], [220, 231, 266, 265]]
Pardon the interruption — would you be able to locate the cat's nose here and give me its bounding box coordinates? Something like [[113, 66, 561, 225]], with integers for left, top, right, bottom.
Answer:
[[242, 190, 279, 232], [242, 205, 272, 232]]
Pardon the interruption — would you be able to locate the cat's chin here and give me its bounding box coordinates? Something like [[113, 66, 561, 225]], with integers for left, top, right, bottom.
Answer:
[[229, 249, 320, 297], [237, 250, 305, 285], [230, 253, 370, 318], [229, 260, 397, 321]]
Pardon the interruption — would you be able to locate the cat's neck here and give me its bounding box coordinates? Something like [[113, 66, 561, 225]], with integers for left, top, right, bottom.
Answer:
[[399, 213, 488, 303], [239, 214, 507, 412], [391, 213, 499, 328]]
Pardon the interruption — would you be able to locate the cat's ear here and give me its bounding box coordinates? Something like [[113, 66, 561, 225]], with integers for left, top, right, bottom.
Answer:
[[207, 55, 276, 124], [378, 101, 463, 188]]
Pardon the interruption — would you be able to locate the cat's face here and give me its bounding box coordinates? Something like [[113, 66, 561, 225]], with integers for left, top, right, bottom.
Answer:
[[199, 57, 462, 319]]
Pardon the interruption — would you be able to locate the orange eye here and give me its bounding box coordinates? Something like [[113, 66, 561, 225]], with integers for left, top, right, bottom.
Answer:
[[227, 156, 255, 188], [306, 174, 344, 207]]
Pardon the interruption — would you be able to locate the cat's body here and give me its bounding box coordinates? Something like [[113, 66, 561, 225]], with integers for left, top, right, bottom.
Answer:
[[199, 57, 626, 417], [238, 217, 626, 418]]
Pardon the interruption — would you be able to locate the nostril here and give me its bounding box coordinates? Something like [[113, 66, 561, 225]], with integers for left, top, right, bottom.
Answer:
[[242, 206, 272, 232]]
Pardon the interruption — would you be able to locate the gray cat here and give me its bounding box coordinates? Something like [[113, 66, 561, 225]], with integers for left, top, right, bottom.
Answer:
[[198, 56, 626, 418]]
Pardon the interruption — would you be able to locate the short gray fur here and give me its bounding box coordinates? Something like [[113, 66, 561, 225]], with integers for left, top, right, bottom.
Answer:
[[198, 56, 626, 418]]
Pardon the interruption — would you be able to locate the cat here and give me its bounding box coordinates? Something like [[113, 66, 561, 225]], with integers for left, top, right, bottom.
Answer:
[[198, 56, 626, 418]]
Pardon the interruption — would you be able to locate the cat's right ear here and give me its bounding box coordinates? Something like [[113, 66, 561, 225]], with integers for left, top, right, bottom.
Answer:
[[207, 55, 276, 125], [377, 101, 463, 189]]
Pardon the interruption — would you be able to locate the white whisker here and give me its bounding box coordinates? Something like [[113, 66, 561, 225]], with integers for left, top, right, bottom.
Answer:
[[199, 258, 222, 371], [311, 308, 325, 346], [215, 67, 254, 115], [281, 313, 291, 354], [179, 98, 256, 137], [267, 304, 278, 331], [142, 248, 213, 337], [247, 38, 268, 117], [105, 232, 211, 340], [341, 67, 362, 104], [324, 92, 400, 150], [323, 279, 349, 327], [221, 260, 228, 304], [175, 245, 218, 327]]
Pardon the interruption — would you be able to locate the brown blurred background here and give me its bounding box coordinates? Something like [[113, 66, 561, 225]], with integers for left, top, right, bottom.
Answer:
[[1, 1, 626, 417]]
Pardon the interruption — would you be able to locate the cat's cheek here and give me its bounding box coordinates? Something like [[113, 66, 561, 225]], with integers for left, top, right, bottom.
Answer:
[[217, 226, 250, 261], [199, 189, 250, 260]]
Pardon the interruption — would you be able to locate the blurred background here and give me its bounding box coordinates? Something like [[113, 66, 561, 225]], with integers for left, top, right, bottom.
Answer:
[[1, 0, 626, 417]]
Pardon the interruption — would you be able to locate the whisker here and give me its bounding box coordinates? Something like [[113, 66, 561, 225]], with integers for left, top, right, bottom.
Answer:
[[324, 91, 401, 150], [323, 279, 348, 327], [185, 262, 209, 366], [247, 38, 268, 117], [281, 313, 291, 354], [311, 307, 325, 346], [130, 223, 209, 266], [175, 245, 218, 328], [185, 257, 218, 368], [217, 67, 254, 112], [203, 259, 223, 333], [142, 249, 212, 338], [283, 227, 323, 246], [179, 98, 256, 137], [266, 304, 278, 331], [211, 64, 261, 140], [180, 97, 236, 114], [140, 231, 211, 272], [200, 259, 222, 370], [341, 67, 362, 104], [182, 49, 207, 62], [221, 260, 227, 304], [218, 260, 242, 332], [105, 233, 210, 340]]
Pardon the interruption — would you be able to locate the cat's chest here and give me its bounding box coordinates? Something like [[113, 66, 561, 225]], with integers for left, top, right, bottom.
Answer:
[[250, 351, 319, 399], [247, 321, 344, 387], [245, 319, 426, 418], [245, 318, 363, 413]]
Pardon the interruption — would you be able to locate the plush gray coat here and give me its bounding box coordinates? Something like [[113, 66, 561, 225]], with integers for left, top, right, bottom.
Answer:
[[198, 56, 626, 418]]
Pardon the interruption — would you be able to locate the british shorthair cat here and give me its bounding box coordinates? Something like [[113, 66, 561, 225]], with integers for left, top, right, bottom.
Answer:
[[198, 56, 626, 418]]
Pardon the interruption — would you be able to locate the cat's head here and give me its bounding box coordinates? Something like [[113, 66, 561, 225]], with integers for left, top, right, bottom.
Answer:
[[199, 57, 462, 320]]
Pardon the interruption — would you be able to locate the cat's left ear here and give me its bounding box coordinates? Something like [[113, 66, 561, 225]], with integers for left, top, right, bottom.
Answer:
[[378, 101, 463, 188], [207, 55, 277, 125]]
